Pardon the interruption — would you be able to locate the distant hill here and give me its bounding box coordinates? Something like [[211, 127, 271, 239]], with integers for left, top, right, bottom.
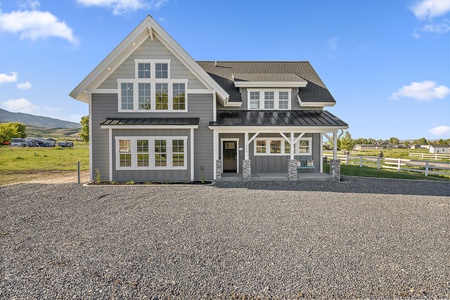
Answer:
[[0, 108, 81, 129]]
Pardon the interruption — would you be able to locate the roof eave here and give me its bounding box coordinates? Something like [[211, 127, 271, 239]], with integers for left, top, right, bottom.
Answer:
[[234, 81, 308, 88]]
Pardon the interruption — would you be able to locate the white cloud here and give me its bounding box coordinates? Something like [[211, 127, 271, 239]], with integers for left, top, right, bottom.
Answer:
[[390, 80, 450, 101], [0, 9, 78, 44], [18, 0, 41, 10], [16, 81, 32, 90], [76, 0, 168, 15], [44, 105, 60, 112], [0, 72, 18, 84], [411, 0, 450, 20], [2, 98, 38, 113], [428, 125, 450, 136]]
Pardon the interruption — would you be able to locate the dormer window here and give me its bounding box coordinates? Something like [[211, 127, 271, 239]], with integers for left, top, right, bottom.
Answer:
[[247, 89, 291, 110], [118, 59, 187, 112]]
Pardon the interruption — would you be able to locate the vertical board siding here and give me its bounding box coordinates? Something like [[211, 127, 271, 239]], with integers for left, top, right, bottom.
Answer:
[[97, 36, 206, 90], [91, 93, 214, 181]]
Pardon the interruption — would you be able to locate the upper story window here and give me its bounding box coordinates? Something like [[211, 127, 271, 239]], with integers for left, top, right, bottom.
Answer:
[[247, 89, 291, 110], [118, 59, 187, 112]]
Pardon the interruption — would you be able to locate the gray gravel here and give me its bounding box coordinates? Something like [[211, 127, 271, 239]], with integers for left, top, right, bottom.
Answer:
[[1, 177, 449, 299]]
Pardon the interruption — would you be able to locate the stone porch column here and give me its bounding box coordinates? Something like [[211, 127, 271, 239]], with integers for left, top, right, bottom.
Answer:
[[216, 159, 222, 181], [287, 159, 298, 181], [330, 159, 341, 181], [243, 160, 251, 181]]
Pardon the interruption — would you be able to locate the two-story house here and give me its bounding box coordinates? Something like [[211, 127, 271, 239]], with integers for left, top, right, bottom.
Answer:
[[70, 15, 348, 182]]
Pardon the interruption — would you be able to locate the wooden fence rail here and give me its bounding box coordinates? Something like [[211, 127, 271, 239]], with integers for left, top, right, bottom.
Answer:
[[323, 154, 450, 177], [409, 153, 450, 160]]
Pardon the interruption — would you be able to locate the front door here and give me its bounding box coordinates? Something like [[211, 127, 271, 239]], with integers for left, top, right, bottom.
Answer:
[[223, 141, 237, 172]]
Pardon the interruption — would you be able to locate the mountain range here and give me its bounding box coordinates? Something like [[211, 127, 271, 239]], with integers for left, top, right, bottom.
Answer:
[[0, 108, 81, 129]]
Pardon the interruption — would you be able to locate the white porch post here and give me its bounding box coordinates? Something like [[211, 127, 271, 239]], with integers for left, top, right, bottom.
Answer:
[[244, 132, 249, 160], [290, 132, 294, 160], [190, 128, 194, 181], [213, 130, 218, 180], [109, 128, 113, 181]]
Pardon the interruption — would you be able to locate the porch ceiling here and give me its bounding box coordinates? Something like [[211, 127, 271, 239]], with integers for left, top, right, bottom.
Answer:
[[210, 110, 348, 127]]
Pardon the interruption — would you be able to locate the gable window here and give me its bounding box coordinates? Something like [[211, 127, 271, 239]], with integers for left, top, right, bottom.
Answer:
[[247, 90, 291, 110], [155, 63, 168, 78], [254, 137, 311, 156], [116, 136, 187, 170], [118, 59, 187, 112]]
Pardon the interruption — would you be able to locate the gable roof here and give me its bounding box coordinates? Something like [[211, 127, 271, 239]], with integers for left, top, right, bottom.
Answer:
[[197, 61, 336, 104], [70, 15, 229, 104]]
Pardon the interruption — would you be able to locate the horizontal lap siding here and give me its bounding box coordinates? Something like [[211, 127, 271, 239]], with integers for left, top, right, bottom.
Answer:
[[97, 36, 206, 90]]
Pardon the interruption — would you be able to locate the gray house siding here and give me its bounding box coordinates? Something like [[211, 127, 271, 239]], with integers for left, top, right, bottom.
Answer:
[[97, 36, 207, 90], [91, 93, 214, 181], [217, 132, 321, 174]]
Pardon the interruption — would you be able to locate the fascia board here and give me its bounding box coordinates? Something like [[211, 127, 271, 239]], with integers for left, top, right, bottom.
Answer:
[[209, 126, 349, 133], [101, 125, 199, 130], [234, 81, 308, 88], [297, 94, 335, 108]]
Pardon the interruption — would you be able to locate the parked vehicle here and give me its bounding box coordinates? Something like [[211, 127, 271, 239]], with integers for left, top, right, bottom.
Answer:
[[11, 138, 25, 147], [58, 141, 74, 148]]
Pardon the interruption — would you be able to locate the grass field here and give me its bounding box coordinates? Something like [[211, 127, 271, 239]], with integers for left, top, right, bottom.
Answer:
[[0, 143, 89, 185]]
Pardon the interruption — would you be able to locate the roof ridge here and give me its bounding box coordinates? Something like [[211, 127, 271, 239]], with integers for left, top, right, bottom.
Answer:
[[196, 60, 311, 63]]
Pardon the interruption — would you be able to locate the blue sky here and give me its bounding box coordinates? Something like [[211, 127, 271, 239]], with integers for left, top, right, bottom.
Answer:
[[0, 0, 449, 140]]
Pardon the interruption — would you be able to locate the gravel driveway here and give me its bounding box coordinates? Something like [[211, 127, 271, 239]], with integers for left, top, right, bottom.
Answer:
[[1, 178, 449, 299]]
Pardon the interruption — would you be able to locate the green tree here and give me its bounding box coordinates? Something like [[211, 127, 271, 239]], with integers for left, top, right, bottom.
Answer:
[[9, 122, 26, 138], [80, 115, 89, 143], [414, 137, 428, 145], [389, 137, 400, 144], [339, 130, 355, 151], [0, 122, 21, 143]]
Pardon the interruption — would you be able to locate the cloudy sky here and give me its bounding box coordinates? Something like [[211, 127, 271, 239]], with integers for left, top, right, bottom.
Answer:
[[0, 0, 449, 139]]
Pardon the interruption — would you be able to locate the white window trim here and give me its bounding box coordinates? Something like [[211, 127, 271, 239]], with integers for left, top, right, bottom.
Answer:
[[134, 59, 171, 79], [115, 136, 188, 170], [118, 79, 188, 112], [247, 89, 291, 110], [254, 137, 312, 156]]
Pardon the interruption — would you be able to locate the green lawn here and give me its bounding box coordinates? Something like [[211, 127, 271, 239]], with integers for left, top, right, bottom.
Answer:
[[0, 144, 89, 185]]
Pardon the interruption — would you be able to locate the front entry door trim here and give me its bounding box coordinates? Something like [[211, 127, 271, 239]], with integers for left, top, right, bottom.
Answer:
[[220, 138, 239, 173]]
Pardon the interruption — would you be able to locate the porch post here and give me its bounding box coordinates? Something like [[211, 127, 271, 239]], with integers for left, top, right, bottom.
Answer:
[[290, 132, 294, 160], [333, 132, 338, 159], [213, 130, 220, 180], [287, 132, 297, 180], [190, 128, 195, 181]]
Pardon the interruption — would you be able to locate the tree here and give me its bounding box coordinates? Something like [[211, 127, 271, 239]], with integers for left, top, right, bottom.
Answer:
[[414, 137, 428, 145], [389, 137, 399, 145], [339, 130, 355, 151], [80, 115, 89, 143], [9, 122, 26, 138], [0, 123, 21, 143]]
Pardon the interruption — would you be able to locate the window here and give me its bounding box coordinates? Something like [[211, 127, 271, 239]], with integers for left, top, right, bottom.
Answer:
[[249, 91, 260, 109], [138, 83, 151, 110], [138, 63, 150, 78], [154, 140, 167, 167], [264, 92, 274, 109], [116, 137, 187, 170], [155, 63, 168, 78], [247, 90, 291, 110], [254, 137, 311, 156], [155, 83, 169, 110], [279, 91, 289, 109], [119, 140, 131, 167], [173, 83, 186, 110], [121, 83, 134, 110], [119, 60, 187, 112]]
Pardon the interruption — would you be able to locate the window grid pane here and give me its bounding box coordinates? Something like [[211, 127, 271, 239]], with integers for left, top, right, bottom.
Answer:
[[155, 63, 168, 78], [264, 91, 274, 109], [121, 83, 134, 110], [270, 140, 281, 154], [172, 139, 185, 167], [298, 140, 310, 154], [155, 83, 168, 110], [173, 83, 186, 110], [138, 63, 150, 78], [155, 140, 167, 166], [256, 140, 266, 153], [138, 83, 151, 110], [284, 141, 291, 154]]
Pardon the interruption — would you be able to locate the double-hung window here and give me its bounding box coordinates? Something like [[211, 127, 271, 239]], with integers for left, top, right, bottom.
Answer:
[[116, 137, 187, 170], [254, 137, 311, 156], [118, 60, 187, 112], [247, 90, 291, 110]]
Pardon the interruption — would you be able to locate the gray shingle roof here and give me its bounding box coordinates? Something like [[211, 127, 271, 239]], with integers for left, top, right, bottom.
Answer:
[[100, 118, 200, 126], [210, 110, 348, 127], [232, 73, 306, 83], [197, 61, 336, 104]]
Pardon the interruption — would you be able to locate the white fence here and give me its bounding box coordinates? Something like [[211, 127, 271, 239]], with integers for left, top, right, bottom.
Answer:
[[409, 153, 450, 160], [323, 154, 450, 177]]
